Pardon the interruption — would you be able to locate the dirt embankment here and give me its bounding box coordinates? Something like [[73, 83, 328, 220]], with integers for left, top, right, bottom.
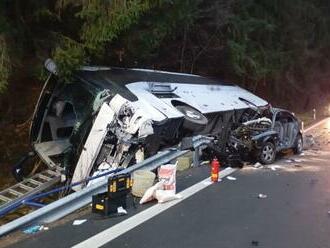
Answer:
[[0, 76, 42, 190]]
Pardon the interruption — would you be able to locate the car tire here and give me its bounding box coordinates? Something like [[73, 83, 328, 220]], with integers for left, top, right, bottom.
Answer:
[[258, 141, 276, 164], [293, 134, 303, 154], [175, 105, 208, 131]]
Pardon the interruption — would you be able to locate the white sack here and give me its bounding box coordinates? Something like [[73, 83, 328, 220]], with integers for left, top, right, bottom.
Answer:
[[155, 190, 182, 203], [158, 163, 177, 193], [139, 181, 164, 204]]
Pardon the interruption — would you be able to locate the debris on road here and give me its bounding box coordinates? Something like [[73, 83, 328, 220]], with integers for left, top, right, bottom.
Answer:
[[72, 219, 87, 226], [285, 158, 303, 163], [305, 135, 315, 147], [253, 162, 263, 169], [200, 160, 210, 166], [258, 194, 267, 199], [23, 225, 44, 234], [269, 165, 282, 171], [117, 206, 127, 215], [251, 240, 259, 246], [226, 176, 237, 181]]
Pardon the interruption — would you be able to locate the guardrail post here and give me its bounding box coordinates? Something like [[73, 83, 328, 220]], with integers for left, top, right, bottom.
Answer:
[[193, 147, 200, 167], [313, 108, 316, 120]]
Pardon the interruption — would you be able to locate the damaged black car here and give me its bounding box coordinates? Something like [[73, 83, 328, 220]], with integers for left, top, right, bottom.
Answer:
[[228, 103, 303, 165]]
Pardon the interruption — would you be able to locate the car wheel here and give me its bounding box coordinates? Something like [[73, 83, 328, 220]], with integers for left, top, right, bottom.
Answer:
[[293, 134, 303, 154], [175, 105, 208, 131], [258, 142, 276, 164]]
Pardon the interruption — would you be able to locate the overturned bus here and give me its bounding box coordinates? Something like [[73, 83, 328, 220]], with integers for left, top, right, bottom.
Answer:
[[25, 59, 269, 189]]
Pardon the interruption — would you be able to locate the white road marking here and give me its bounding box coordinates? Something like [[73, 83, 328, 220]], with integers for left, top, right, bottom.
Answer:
[[72, 167, 237, 248], [304, 117, 330, 133]]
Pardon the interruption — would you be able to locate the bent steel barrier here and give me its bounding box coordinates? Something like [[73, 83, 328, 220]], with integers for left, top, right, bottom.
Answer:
[[0, 135, 213, 237]]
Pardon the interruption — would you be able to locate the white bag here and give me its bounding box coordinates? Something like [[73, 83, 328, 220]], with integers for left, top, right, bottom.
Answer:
[[155, 190, 181, 203], [140, 163, 179, 204], [139, 182, 164, 204], [158, 163, 177, 193]]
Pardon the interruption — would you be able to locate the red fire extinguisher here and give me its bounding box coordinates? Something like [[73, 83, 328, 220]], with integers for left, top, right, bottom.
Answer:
[[211, 157, 220, 182]]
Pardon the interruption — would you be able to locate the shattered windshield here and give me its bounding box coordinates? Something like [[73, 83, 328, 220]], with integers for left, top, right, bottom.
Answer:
[[59, 80, 100, 122], [63, 80, 102, 158]]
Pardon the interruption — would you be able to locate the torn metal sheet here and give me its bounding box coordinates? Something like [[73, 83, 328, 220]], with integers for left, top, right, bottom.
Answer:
[[71, 103, 115, 189]]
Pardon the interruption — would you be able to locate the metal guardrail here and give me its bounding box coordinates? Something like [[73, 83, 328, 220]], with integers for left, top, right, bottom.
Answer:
[[0, 135, 213, 237], [0, 168, 123, 217]]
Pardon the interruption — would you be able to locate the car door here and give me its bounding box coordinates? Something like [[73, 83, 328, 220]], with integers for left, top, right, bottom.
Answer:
[[273, 111, 286, 148], [285, 113, 299, 148], [273, 111, 299, 149]]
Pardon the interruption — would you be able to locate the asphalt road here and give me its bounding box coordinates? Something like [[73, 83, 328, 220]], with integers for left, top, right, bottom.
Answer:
[[4, 119, 330, 248]]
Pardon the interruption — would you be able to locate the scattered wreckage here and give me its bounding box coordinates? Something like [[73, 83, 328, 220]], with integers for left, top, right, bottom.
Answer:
[[14, 59, 302, 189]]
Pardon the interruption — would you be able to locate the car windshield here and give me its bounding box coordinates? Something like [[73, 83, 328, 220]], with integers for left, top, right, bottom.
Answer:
[[62, 80, 102, 156]]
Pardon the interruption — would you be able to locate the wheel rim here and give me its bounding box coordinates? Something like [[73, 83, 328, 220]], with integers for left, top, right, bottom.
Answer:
[[262, 145, 274, 162], [297, 137, 303, 152], [175, 105, 208, 126], [185, 110, 201, 120]]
